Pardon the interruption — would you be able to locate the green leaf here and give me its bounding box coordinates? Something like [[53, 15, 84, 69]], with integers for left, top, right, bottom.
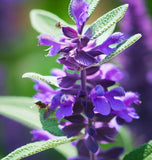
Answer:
[[86, 0, 101, 17], [85, 4, 129, 39], [123, 140, 152, 160], [96, 24, 116, 46], [0, 96, 42, 129], [93, 33, 142, 66], [30, 9, 68, 40], [2, 136, 82, 160], [22, 72, 59, 87], [39, 109, 65, 136], [69, 0, 100, 21]]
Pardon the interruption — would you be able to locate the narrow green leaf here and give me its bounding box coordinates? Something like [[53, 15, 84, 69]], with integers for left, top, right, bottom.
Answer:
[[69, 0, 100, 21], [123, 140, 152, 160], [39, 109, 65, 136], [30, 9, 68, 40], [93, 33, 142, 66], [22, 72, 59, 87], [2, 136, 82, 160], [86, 0, 100, 16], [96, 24, 116, 46], [85, 4, 129, 39], [0, 96, 42, 129]]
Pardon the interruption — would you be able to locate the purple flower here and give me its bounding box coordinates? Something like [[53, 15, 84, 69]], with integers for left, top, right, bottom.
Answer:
[[33, 80, 56, 104], [93, 32, 126, 55], [51, 93, 75, 120], [37, 0, 128, 71], [70, 0, 89, 34], [113, 92, 140, 123], [31, 129, 57, 141], [30, 0, 141, 158]]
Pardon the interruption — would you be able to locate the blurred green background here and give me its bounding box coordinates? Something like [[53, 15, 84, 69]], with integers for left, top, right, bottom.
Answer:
[[0, 0, 152, 159]]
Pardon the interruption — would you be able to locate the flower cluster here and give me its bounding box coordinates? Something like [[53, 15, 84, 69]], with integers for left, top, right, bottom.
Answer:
[[30, 0, 140, 159]]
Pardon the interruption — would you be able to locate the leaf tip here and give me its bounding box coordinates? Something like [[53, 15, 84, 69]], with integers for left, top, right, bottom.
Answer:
[[22, 72, 33, 79]]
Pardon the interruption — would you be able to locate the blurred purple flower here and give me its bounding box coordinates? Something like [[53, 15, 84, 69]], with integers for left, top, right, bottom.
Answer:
[[119, 0, 152, 141]]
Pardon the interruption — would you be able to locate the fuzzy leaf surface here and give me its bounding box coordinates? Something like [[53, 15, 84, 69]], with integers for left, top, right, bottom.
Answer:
[[39, 109, 65, 136], [22, 72, 59, 87], [2, 136, 82, 160], [123, 140, 152, 160], [30, 9, 68, 40], [85, 4, 128, 39], [0, 96, 41, 129]]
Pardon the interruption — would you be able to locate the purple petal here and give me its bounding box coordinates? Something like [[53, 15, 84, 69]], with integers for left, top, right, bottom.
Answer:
[[33, 92, 53, 104], [38, 34, 61, 56], [75, 50, 97, 66], [121, 91, 140, 106], [56, 105, 73, 120], [57, 74, 79, 88], [100, 63, 124, 81], [95, 127, 118, 142], [31, 129, 57, 141], [86, 66, 99, 75], [70, 0, 89, 33], [87, 50, 104, 57], [62, 27, 78, 39], [94, 32, 126, 55], [51, 68, 66, 77], [59, 46, 74, 53], [65, 115, 85, 123], [94, 113, 115, 123], [33, 80, 53, 93], [84, 136, 99, 153], [73, 99, 83, 114], [62, 123, 85, 138], [90, 85, 105, 98], [92, 97, 111, 115], [87, 78, 115, 89], [108, 97, 126, 111], [81, 36, 90, 47], [113, 110, 133, 123], [107, 87, 125, 97], [58, 57, 81, 71]]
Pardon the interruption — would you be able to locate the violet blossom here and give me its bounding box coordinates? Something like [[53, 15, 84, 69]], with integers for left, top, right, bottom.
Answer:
[[28, 0, 141, 159], [119, 0, 152, 141]]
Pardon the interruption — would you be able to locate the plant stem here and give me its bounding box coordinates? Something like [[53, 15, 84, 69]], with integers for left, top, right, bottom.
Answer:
[[81, 69, 95, 160], [81, 69, 86, 92]]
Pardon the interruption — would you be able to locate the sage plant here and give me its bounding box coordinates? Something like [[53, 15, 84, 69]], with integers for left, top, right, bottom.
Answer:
[[2, 0, 142, 160]]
